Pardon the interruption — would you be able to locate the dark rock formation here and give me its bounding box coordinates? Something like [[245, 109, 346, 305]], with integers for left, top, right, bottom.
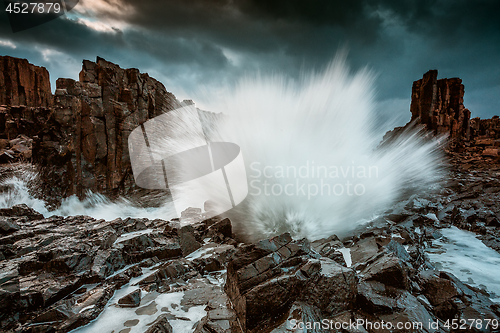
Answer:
[[0, 207, 238, 332], [118, 288, 141, 307], [0, 56, 52, 108], [225, 233, 357, 332], [0, 55, 182, 204], [1, 184, 500, 332], [410, 69, 471, 140], [145, 314, 173, 333], [35, 57, 181, 201], [385, 69, 500, 159], [2, 57, 500, 333]]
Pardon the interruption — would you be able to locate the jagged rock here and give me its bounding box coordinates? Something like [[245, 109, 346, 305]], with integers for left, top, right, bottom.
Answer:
[[418, 270, 462, 307], [418, 270, 500, 325], [377, 293, 435, 333], [118, 289, 141, 308], [349, 237, 380, 265], [0, 217, 20, 234], [0, 150, 14, 164], [310, 234, 346, 265], [268, 302, 326, 333], [0, 56, 182, 202], [483, 148, 498, 157], [144, 314, 173, 333], [206, 217, 233, 240], [91, 248, 126, 279], [0, 56, 52, 107], [300, 258, 357, 314], [0, 203, 44, 220], [225, 232, 357, 332], [0, 266, 21, 328], [357, 280, 400, 313], [33, 285, 116, 331], [0, 138, 9, 150], [187, 279, 239, 333], [0, 211, 242, 331], [385, 239, 412, 262], [191, 244, 236, 274], [179, 225, 202, 256], [410, 69, 470, 140], [384, 69, 500, 158], [360, 252, 410, 290], [136, 258, 193, 290]]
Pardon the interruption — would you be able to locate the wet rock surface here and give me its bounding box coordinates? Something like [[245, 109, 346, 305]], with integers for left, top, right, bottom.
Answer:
[[0, 207, 239, 332], [2, 153, 500, 332]]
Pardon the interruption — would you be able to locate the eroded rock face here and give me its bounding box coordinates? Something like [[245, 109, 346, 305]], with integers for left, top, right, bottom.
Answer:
[[0, 192, 499, 333], [225, 233, 357, 332], [144, 313, 173, 333], [384, 69, 500, 159], [33, 57, 182, 202], [0, 56, 52, 108], [0, 56, 183, 204], [410, 69, 471, 140]]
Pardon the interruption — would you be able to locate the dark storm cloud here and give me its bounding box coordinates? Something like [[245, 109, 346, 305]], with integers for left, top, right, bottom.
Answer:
[[0, 0, 498, 117], [111, 0, 500, 92], [0, 6, 233, 94]]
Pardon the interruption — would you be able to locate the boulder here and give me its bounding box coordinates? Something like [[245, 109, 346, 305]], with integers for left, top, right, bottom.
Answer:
[[300, 258, 357, 314], [0, 204, 44, 220], [483, 148, 498, 157], [0, 56, 182, 202], [0, 217, 20, 234], [409, 69, 470, 140], [179, 225, 202, 256], [360, 252, 410, 290], [225, 232, 357, 332], [117, 288, 141, 308]]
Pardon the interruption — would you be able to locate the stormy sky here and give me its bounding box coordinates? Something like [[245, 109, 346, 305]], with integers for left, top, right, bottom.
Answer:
[[0, 0, 499, 123]]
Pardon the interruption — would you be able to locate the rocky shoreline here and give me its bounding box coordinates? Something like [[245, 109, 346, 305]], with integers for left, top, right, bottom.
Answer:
[[1, 156, 500, 332]]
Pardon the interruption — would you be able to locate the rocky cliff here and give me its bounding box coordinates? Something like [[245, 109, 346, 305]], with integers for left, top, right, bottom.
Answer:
[[410, 70, 471, 140], [0, 56, 182, 203], [0, 56, 52, 108], [389, 69, 500, 158], [37, 57, 181, 201]]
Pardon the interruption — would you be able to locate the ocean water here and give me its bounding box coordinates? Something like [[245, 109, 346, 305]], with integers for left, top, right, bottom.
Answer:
[[426, 226, 500, 302]]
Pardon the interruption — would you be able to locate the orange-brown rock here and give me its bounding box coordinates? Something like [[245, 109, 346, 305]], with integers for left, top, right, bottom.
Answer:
[[410, 70, 470, 140], [0, 56, 181, 203], [31, 57, 181, 201], [0, 56, 52, 107], [400, 70, 500, 159]]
